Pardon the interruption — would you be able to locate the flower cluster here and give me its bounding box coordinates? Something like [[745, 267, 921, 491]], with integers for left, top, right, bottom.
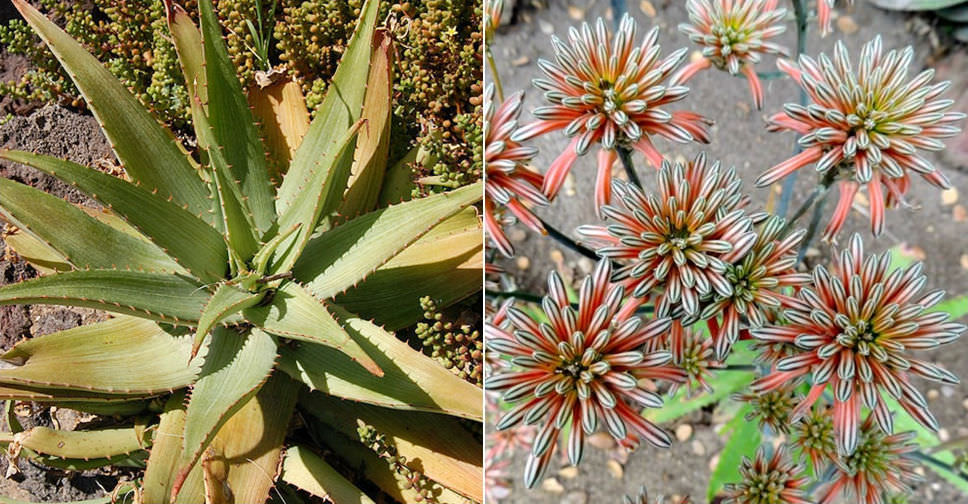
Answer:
[[752, 234, 963, 455], [721, 445, 811, 504], [514, 14, 711, 211], [484, 84, 547, 256], [675, 0, 789, 109], [484, 5, 965, 502], [761, 37, 964, 238], [486, 260, 685, 487]]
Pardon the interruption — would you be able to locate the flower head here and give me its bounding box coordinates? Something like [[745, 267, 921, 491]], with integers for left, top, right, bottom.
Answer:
[[485, 83, 548, 256], [735, 383, 802, 435], [759, 37, 965, 238], [486, 0, 504, 36], [486, 260, 684, 487], [721, 444, 811, 504], [817, 417, 923, 504], [578, 153, 755, 322], [675, 0, 789, 109], [752, 234, 965, 455], [701, 215, 811, 358], [624, 487, 692, 504], [652, 320, 723, 396], [513, 14, 711, 211], [792, 404, 837, 475]]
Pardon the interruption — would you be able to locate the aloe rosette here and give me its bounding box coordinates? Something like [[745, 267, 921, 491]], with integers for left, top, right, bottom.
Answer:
[[0, 0, 484, 502]]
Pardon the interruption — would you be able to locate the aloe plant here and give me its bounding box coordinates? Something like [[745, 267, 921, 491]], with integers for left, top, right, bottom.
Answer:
[[0, 0, 483, 502]]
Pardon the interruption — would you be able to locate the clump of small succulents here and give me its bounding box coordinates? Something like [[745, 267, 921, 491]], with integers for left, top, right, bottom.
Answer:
[[0, 0, 483, 502], [0, 0, 482, 188], [485, 1, 966, 502]]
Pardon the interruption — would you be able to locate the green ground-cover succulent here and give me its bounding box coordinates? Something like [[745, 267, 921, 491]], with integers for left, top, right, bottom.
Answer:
[[0, 0, 482, 191], [0, 0, 483, 502]]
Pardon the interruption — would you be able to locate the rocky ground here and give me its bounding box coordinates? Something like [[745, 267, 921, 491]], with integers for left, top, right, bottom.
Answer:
[[488, 0, 968, 502]]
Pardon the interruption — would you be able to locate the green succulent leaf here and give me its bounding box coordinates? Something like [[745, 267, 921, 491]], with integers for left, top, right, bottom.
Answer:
[[0, 150, 228, 283], [301, 392, 483, 502], [312, 428, 467, 504], [340, 28, 393, 218], [173, 328, 277, 501], [335, 207, 482, 330], [0, 317, 201, 394], [7, 426, 147, 460], [217, 374, 299, 504], [295, 182, 482, 300], [10, 0, 212, 222], [197, 0, 275, 233], [244, 281, 382, 376], [164, 1, 207, 111], [0, 269, 210, 325], [708, 404, 762, 501], [280, 445, 375, 504], [192, 283, 264, 359], [270, 120, 363, 274], [275, 0, 379, 216], [278, 305, 482, 420], [143, 392, 206, 504], [0, 177, 183, 274]]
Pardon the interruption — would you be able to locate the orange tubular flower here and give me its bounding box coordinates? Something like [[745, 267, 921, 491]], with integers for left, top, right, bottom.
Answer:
[[485, 260, 685, 488], [817, 0, 853, 37], [512, 14, 711, 213], [760, 37, 964, 238], [485, 84, 548, 257], [674, 0, 789, 109], [751, 234, 964, 456]]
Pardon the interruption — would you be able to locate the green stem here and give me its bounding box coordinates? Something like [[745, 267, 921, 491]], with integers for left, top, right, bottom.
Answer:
[[486, 47, 505, 101], [617, 146, 642, 189], [538, 216, 599, 261], [485, 289, 655, 313], [796, 187, 830, 263], [776, 0, 809, 219], [914, 451, 968, 484]]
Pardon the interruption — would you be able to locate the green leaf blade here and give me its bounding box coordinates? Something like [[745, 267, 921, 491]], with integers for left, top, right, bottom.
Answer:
[[193, 283, 263, 358], [295, 182, 482, 300], [11, 0, 212, 221], [281, 445, 376, 504], [244, 281, 382, 376], [0, 177, 183, 274], [1, 150, 228, 282], [0, 270, 210, 325]]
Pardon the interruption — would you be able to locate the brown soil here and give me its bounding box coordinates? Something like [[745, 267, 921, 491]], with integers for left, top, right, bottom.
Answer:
[[0, 104, 120, 501]]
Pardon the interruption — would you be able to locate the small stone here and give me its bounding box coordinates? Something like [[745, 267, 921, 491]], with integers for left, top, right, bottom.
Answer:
[[942, 187, 959, 205], [512, 56, 530, 67], [689, 50, 704, 64], [539, 20, 554, 35], [691, 439, 706, 456], [927, 388, 940, 400], [588, 432, 616, 450], [854, 190, 869, 207], [837, 16, 858, 34], [639, 0, 657, 17], [516, 256, 530, 270], [736, 101, 751, 116], [559, 466, 580, 479], [508, 228, 527, 242], [568, 5, 584, 20], [961, 254, 968, 271], [954, 204, 967, 222], [562, 491, 588, 504], [542, 477, 565, 493], [675, 424, 693, 441], [607, 459, 624, 479], [709, 453, 720, 471], [962, 398, 968, 411], [915, 466, 926, 476], [578, 257, 595, 274], [550, 249, 565, 266], [939, 428, 951, 442]]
